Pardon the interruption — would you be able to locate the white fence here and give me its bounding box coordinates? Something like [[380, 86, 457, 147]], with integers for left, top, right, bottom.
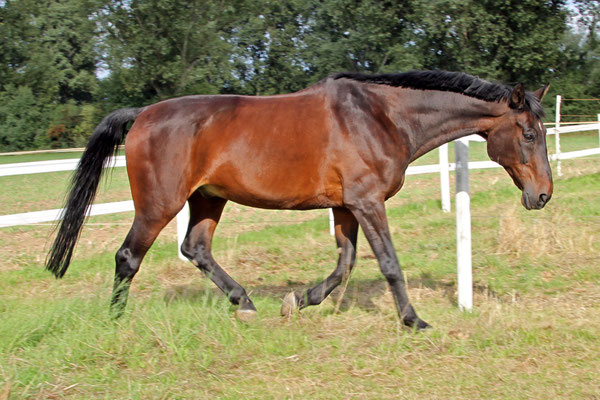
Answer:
[[553, 95, 600, 176], [1, 123, 598, 228]]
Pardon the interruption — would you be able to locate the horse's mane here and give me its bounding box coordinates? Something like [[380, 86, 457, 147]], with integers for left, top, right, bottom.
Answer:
[[333, 70, 545, 118]]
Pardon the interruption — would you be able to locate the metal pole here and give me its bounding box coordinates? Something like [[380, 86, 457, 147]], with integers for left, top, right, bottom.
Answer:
[[455, 138, 472, 312], [555, 95, 562, 176], [439, 143, 451, 212], [177, 203, 190, 261]]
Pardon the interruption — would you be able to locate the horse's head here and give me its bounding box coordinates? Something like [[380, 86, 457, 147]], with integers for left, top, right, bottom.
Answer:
[[486, 83, 553, 210]]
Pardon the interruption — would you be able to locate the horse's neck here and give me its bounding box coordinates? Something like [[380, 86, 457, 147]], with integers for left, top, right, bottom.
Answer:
[[396, 92, 506, 162]]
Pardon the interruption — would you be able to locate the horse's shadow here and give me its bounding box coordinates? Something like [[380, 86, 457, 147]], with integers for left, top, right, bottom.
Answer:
[[162, 272, 496, 312]]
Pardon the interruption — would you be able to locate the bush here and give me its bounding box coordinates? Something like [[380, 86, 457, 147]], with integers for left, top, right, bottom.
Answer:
[[0, 87, 102, 152], [0, 86, 50, 151]]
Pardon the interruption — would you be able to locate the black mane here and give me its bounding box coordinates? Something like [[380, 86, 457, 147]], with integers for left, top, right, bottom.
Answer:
[[333, 70, 545, 118]]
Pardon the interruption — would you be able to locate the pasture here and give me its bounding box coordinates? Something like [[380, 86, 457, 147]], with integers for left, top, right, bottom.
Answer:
[[0, 132, 599, 399]]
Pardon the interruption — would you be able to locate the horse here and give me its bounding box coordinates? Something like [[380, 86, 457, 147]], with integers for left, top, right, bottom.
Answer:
[[46, 70, 552, 329]]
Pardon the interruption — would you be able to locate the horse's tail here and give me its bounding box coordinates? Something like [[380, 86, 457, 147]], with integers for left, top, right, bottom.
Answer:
[[46, 107, 142, 278]]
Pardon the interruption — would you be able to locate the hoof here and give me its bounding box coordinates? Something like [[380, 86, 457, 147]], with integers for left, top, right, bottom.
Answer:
[[281, 292, 298, 317], [235, 308, 257, 322], [406, 318, 432, 331], [415, 319, 432, 331]]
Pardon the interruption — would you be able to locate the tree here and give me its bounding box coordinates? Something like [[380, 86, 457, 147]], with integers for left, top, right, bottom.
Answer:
[[0, 0, 35, 93], [227, 0, 315, 95], [0, 0, 102, 151], [410, 0, 569, 86], [546, 1, 600, 121], [0, 86, 50, 150], [99, 0, 241, 104], [34, 0, 100, 103], [572, 0, 600, 97], [1, 0, 593, 150], [1, 0, 100, 103], [304, 0, 420, 76]]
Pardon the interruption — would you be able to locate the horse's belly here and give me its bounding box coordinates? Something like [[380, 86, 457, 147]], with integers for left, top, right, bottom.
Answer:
[[198, 174, 343, 210]]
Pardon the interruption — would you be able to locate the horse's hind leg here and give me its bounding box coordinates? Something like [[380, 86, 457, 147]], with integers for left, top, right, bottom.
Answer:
[[281, 207, 358, 316], [180, 192, 257, 319], [111, 212, 176, 317]]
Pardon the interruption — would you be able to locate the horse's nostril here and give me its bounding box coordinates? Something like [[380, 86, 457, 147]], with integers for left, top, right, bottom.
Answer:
[[539, 193, 549, 204]]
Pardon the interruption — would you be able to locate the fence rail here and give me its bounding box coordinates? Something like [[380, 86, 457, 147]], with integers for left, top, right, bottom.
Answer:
[[0, 156, 126, 177], [0, 201, 133, 228]]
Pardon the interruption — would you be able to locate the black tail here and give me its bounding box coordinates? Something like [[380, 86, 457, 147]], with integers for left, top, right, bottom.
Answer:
[[46, 107, 142, 278]]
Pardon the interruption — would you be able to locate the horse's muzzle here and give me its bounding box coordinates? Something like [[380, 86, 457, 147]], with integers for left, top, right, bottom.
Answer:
[[522, 191, 551, 210]]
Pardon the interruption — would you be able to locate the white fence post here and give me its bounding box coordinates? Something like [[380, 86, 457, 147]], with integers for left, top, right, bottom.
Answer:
[[455, 138, 472, 312], [555, 95, 562, 176], [439, 143, 451, 212], [598, 114, 600, 148], [329, 208, 335, 236], [176, 203, 190, 261]]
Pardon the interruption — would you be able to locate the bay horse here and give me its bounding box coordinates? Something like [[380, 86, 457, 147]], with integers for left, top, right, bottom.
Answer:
[[47, 70, 552, 329]]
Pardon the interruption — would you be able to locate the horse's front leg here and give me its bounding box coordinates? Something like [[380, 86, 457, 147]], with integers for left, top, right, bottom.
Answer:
[[349, 199, 431, 330]]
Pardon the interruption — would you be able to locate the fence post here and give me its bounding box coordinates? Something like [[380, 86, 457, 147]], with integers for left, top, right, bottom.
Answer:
[[598, 114, 600, 148], [455, 138, 472, 312], [555, 95, 562, 176], [329, 208, 335, 236], [439, 143, 451, 212], [177, 203, 190, 261]]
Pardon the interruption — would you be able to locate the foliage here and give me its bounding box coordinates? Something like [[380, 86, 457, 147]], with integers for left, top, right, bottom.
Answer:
[[0, 0, 599, 151], [98, 0, 241, 103], [0, 0, 102, 150], [0, 0, 99, 103], [304, 0, 421, 75], [0, 86, 50, 150], [411, 0, 569, 86], [47, 103, 102, 148], [227, 0, 316, 95]]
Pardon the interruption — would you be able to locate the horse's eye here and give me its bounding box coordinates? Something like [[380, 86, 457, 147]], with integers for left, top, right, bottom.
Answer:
[[523, 131, 535, 142]]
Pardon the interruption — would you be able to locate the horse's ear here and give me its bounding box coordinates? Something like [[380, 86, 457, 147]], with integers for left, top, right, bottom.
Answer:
[[533, 83, 550, 100], [510, 83, 525, 109]]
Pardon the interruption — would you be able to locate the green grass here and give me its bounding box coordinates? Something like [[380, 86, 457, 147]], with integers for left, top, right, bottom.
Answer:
[[547, 128, 600, 153], [0, 151, 84, 165], [0, 139, 599, 399], [0, 168, 131, 215], [0, 149, 124, 164]]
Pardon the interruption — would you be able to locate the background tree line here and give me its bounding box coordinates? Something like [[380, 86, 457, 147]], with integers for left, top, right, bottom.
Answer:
[[0, 0, 598, 151]]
